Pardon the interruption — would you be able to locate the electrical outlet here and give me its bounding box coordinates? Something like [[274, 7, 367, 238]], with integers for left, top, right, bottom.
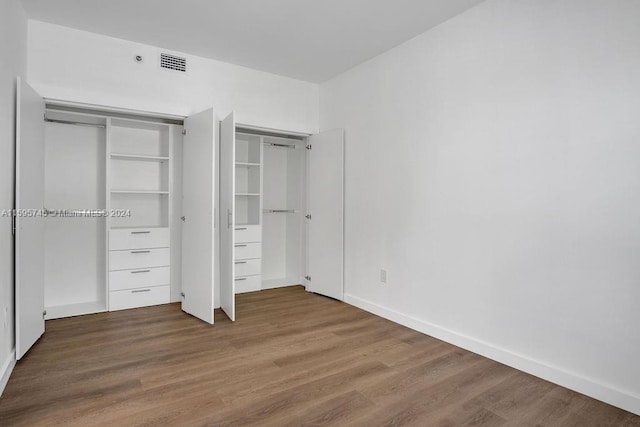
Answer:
[[380, 269, 387, 284]]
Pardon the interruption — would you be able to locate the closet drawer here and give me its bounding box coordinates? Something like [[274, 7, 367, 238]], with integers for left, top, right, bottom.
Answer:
[[235, 274, 261, 294], [110, 227, 170, 250], [234, 242, 261, 260], [234, 258, 261, 277], [109, 285, 170, 311], [234, 225, 261, 243], [109, 266, 170, 291], [109, 248, 170, 271]]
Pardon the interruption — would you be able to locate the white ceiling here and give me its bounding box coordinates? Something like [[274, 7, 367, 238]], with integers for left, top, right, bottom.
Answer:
[[20, 0, 485, 83]]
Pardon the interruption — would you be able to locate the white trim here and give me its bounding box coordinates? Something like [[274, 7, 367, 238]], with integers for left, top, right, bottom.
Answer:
[[0, 349, 16, 397], [236, 122, 311, 138], [44, 98, 187, 121], [344, 293, 640, 416]]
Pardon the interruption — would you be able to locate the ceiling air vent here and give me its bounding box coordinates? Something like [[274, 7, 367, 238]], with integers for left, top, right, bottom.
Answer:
[[160, 53, 187, 72]]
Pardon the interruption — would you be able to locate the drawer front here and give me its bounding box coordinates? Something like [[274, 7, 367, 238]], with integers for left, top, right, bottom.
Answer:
[[109, 285, 170, 311], [234, 258, 261, 277], [234, 242, 261, 260], [234, 225, 261, 243], [109, 248, 170, 271], [110, 228, 170, 250], [235, 275, 261, 294], [109, 266, 170, 291]]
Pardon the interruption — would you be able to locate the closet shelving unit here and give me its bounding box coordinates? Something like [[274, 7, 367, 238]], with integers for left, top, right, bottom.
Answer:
[[107, 118, 173, 310], [234, 133, 262, 227], [225, 129, 307, 295], [42, 110, 177, 318], [233, 133, 263, 293]]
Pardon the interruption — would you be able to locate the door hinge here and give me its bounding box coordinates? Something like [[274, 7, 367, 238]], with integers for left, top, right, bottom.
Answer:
[[181, 292, 185, 298], [43, 310, 47, 318], [306, 144, 312, 150], [305, 214, 312, 220], [305, 275, 311, 281], [182, 129, 187, 136]]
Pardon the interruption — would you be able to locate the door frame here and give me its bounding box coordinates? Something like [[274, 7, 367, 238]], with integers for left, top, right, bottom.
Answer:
[[43, 99, 187, 122]]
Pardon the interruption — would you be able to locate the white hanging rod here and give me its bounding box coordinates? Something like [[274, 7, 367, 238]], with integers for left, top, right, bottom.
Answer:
[[263, 142, 296, 149], [263, 209, 297, 214], [44, 117, 106, 129]]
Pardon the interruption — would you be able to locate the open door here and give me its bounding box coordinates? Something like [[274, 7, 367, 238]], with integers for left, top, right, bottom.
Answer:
[[181, 108, 216, 324], [307, 129, 344, 300], [15, 77, 46, 359], [219, 112, 236, 321]]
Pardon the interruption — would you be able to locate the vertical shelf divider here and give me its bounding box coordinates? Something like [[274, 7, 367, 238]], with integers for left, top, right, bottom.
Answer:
[[259, 135, 264, 229], [105, 117, 112, 309]]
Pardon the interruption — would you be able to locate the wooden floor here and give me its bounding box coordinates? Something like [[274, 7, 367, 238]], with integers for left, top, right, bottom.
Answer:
[[0, 286, 638, 426]]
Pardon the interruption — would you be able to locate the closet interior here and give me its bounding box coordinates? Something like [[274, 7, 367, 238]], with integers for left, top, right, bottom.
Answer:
[[43, 110, 107, 319], [260, 134, 306, 291], [219, 112, 343, 322], [230, 130, 306, 294], [41, 106, 184, 319]]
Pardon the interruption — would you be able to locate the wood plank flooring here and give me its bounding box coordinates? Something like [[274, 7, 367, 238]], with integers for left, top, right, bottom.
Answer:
[[0, 286, 638, 426]]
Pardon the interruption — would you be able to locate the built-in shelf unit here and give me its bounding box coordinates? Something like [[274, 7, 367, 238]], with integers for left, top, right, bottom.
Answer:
[[40, 106, 181, 320], [107, 118, 173, 311], [233, 132, 263, 293]]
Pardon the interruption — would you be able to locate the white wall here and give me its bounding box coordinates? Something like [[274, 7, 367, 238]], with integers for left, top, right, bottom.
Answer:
[[0, 0, 28, 395], [27, 21, 319, 134], [321, 0, 640, 415]]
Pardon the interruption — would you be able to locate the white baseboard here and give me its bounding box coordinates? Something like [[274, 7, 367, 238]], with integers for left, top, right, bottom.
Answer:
[[344, 293, 640, 416], [0, 349, 16, 397]]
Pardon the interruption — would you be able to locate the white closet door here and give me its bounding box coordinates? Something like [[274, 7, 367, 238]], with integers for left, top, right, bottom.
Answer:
[[307, 129, 344, 300], [219, 113, 236, 321], [15, 77, 46, 359], [181, 108, 216, 324]]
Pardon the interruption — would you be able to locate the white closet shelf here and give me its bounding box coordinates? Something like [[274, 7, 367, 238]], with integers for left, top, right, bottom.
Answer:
[[262, 278, 302, 290], [235, 162, 260, 167], [111, 118, 171, 130], [111, 190, 169, 194], [110, 225, 169, 230], [45, 300, 107, 320], [111, 153, 169, 161]]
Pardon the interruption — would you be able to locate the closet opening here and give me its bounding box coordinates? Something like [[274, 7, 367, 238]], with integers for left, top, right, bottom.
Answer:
[[220, 112, 343, 323], [40, 103, 186, 319], [17, 79, 220, 360], [43, 109, 108, 319], [261, 134, 306, 290], [232, 127, 308, 295]]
